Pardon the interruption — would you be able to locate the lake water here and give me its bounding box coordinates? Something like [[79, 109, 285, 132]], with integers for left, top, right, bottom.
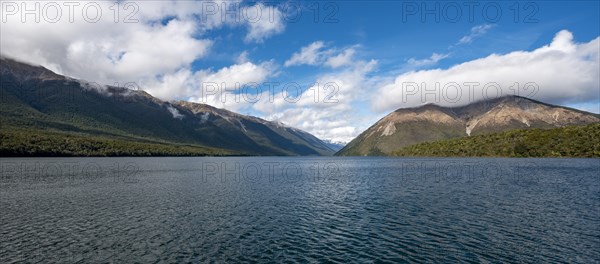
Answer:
[[0, 157, 598, 263]]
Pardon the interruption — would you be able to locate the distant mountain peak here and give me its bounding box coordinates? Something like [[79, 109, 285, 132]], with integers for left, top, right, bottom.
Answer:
[[1, 57, 335, 156], [337, 96, 599, 156], [0, 56, 64, 82]]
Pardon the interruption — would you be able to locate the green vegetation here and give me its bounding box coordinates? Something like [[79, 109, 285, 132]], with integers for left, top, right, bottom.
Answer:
[[392, 123, 600, 158], [0, 127, 237, 157], [0, 64, 333, 156]]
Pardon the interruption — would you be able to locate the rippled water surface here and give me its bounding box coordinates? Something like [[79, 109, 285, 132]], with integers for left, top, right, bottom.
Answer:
[[1, 157, 599, 263]]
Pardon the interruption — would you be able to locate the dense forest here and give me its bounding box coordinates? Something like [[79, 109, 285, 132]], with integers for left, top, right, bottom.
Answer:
[[393, 123, 600, 158], [0, 127, 237, 157]]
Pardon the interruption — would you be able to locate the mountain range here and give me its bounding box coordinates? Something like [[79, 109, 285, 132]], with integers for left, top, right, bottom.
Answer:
[[336, 96, 599, 156], [0, 57, 335, 156], [2, 57, 598, 157]]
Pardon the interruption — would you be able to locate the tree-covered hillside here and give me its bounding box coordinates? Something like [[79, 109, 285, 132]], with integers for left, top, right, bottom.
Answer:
[[0, 127, 238, 157], [393, 123, 600, 158]]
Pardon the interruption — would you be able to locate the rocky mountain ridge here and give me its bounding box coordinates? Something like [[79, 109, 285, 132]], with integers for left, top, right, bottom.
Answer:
[[337, 96, 599, 156]]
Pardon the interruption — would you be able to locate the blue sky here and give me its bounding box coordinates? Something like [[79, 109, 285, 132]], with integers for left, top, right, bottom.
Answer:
[[194, 1, 599, 68], [190, 1, 599, 141], [1, 1, 599, 142]]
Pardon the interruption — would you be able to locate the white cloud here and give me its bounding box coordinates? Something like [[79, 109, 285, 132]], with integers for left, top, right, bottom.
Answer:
[[188, 60, 276, 111], [284, 41, 327, 67], [0, 0, 285, 99], [63, 19, 211, 83], [167, 105, 184, 119], [406, 53, 449, 68], [1, 2, 211, 83], [325, 48, 356, 68], [373, 30, 600, 113], [140, 68, 194, 100], [237, 51, 250, 63], [457, 24, 495, 45], [243, 3, 285, 43], [144, 60, 276, 108], [285, 41, 359, 69], [198, 61, 274, 89], [253, 59, 379, 143]]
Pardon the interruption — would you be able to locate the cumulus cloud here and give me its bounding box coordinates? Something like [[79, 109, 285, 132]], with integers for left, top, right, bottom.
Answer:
[[139, 68, 194, 100], [0, 0, 285, 99], [284, 41, 327, 67], [243, 3, 286, 43], [198, 61, 274, 89], [1, 2, 208, 83], [191, 61, 276, 111], [253, 59, 379, 143], [325, 48, 356, 68], [144, 60, 276, 106], [373, 30, 600, 113]]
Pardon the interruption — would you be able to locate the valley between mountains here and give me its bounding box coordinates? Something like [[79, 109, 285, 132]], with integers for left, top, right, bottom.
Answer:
[[1, 57, 598, 157]]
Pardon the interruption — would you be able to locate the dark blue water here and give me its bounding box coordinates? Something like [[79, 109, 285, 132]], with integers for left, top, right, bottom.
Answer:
[[1, 157, 598, 263]]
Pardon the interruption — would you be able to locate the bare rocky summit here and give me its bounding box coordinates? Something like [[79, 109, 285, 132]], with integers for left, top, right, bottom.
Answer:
[[337, 96, 599, 156]]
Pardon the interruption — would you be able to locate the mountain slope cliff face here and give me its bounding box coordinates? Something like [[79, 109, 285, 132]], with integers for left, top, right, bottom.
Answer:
[[174, 101, 334, 156], [337, 96, 599, 156], [0, 57, 334, 156]]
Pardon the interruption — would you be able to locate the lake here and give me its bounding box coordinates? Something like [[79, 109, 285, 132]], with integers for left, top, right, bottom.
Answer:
[[0, 157, 598, 263]]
